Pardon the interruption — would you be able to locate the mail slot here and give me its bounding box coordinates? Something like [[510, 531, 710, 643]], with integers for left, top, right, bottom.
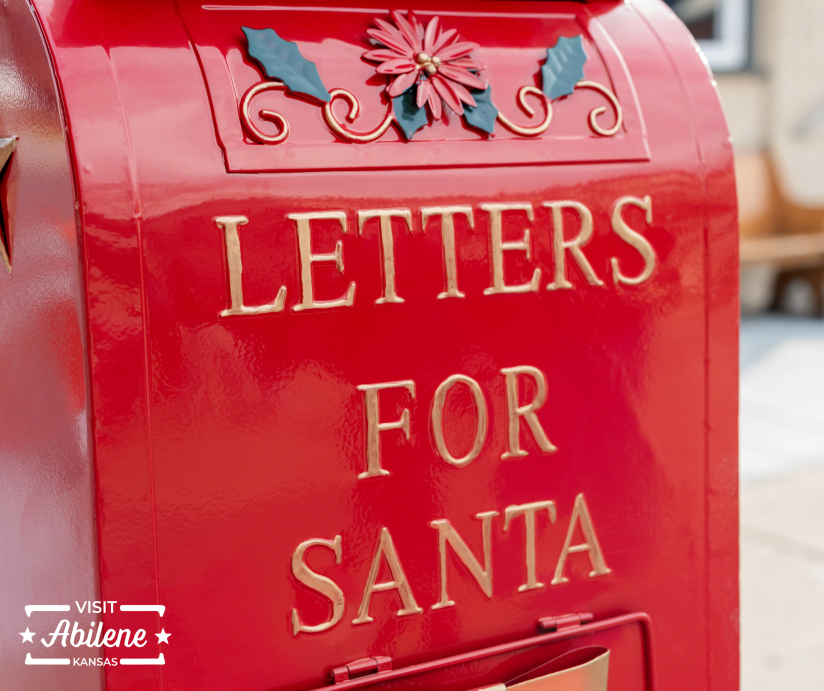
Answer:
[[0, 0, 738, 690]]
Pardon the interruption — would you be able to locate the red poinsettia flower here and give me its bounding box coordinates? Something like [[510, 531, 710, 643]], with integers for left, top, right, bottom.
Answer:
[[363, 10, 488, 119]]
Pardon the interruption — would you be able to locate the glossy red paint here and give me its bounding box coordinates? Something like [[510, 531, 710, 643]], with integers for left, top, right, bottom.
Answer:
[[0, 1, 103, 689], [3, 1, 738, 690]]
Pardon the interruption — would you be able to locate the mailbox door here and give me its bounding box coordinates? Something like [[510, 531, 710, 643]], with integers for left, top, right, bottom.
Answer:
[[31, 1, 737, 690]]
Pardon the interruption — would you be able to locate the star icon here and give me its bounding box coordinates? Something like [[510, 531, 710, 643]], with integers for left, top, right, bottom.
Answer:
[[19, 627, 35, 643], [0, 136, 17, 275], [155, 628, 171, 645]]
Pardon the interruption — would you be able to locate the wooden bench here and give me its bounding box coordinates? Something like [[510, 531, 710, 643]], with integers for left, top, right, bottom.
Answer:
[[737, 154, 824, 316]]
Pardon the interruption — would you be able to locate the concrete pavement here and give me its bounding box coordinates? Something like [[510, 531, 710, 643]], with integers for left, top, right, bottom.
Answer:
[[740, 314, 824, 691]]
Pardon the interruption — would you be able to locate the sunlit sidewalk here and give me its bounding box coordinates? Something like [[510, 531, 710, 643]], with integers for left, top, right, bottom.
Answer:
[[740, 314, 824, 691]]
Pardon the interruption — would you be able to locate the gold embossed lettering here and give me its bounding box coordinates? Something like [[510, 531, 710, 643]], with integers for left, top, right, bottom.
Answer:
[[480, 203, 541, 295], [552, 493, 612, 585], [503, 501, 557, 592], [543, 202, 604, 290], [420, 206, 473, 299], [216, 216, 287, 316], [353, 527, 423, 625], [290, 536, 345, 636], [357, 209, 412, 304], [357, 380, 416, 479], [430, 511, 499, 609], [431, 375, 489, 467], [500, 366, 557, 459], [610, 196, 656, 285], [289, 211, 355, 311]]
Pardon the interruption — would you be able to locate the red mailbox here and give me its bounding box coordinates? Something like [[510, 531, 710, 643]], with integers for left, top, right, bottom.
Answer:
[[0, 1, 738, 690]]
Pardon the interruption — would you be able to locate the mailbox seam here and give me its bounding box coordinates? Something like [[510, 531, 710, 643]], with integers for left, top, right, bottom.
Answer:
[[104, 41, 166, 691], [172, 0, 229, 167], [633, 4, 725, 691]]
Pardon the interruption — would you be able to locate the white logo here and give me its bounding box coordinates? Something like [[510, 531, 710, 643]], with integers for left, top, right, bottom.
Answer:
[[21, 602, 169, 667]]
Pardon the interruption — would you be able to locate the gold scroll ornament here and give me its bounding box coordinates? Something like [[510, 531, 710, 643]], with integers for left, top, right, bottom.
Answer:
[[476, 648, 609, 691], [240, 80, 622, 144]]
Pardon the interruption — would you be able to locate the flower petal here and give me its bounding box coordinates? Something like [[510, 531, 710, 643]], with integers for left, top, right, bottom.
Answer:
[[366, 28, 414, 57], [417, 79, 431, 108], [410, 11, 425, 42], [436, 41, 479, 61], [387, 69, 419, 97], [377, 59, 418, 74], [374, 18, 405, 41], [430, 27, 457, 55], [392, 10, 422, 53], [428, 89, 443, 119], [441, 78, 477, 107], [432, 75, 463, 115], [439, 65, 487, 90], [363, 49, 399, 63], [424, 16, 440, 53]]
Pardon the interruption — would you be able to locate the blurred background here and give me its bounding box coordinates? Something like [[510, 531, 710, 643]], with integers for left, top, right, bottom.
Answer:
[[666, 1, 824, 689]]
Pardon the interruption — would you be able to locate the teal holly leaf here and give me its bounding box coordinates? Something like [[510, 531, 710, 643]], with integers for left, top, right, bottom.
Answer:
[[541, 35, 587, 101], [464, 85, 498, 135], [392, 89, 428, 141], [242, 27, 330, 103]]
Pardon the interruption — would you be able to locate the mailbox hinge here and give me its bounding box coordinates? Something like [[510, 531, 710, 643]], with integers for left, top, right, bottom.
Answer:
[[537, 612, 594, 632], [331, 656, 393, 684]]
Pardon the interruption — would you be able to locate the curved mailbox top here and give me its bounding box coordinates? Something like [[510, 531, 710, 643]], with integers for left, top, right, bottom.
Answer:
[[7, 1, 738, 690]]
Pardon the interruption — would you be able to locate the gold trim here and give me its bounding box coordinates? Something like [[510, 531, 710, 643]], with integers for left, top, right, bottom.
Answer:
[[323, 89, 396, 143], [430, 511, 499, 609], [543, 201, 604, 289], [238, 77, 623, 145], [352, 527, 423, 625], [215, 215, 287, 316], [496, 86, 553, 137], [420, 206, 473, 299], [500, 366, 556, 458], [356, 380, 416, 479], [480, 203, 540, 295], [431, 374, 489, 467], [240, 81, 291, 144], [288, 211, 355, 311], [290, 536, 345, 636], [503, 501, 557, 592], [575, 81, 623, 137], [551, 493, 612, 585], [357, 209, 413, 304], [611, 195, 656, 284]]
